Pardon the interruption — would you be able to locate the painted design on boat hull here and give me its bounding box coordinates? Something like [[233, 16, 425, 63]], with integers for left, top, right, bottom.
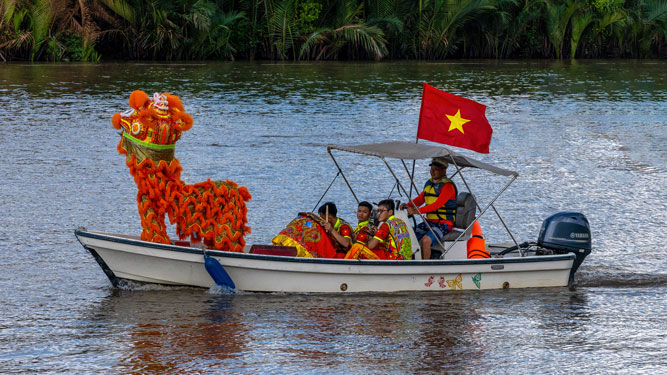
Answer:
[[446, 274, 463, 290], [472, 273, 482, 289]]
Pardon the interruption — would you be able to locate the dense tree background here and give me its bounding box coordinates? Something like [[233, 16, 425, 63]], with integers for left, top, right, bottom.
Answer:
[[1, 0, 665, 62]]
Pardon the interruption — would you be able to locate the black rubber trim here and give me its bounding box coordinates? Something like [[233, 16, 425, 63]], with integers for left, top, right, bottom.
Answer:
[[84, 245, 121, 287]]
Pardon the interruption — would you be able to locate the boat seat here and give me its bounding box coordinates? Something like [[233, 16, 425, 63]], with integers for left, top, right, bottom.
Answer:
[[442, 192, 476, 241]]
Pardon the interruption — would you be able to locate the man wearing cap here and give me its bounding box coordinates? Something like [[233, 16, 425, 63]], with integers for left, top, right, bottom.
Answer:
[[400, 157, 458, 260]]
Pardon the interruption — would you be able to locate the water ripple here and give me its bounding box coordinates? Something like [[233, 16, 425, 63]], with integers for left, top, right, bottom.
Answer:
[[1, 61, 666, 374]]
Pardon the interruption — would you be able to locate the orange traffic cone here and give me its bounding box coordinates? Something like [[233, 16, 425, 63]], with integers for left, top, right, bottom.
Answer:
[[467, 221, 490, 259]]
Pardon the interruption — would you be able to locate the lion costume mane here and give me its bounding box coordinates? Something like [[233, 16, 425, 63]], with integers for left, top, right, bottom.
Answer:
[[112, 90, 251, 252]]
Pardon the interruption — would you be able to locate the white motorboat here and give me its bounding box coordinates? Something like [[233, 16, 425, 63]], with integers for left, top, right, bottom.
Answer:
[[76, 141, 591, 292]]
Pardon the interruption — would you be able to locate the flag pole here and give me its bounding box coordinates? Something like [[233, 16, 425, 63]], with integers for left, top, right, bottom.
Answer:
[[408, 156, 416, 198], [409, 83, 427, 199]]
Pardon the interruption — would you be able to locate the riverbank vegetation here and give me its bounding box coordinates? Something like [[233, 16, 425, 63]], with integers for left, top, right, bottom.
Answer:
[[1, 0, 665, 62]]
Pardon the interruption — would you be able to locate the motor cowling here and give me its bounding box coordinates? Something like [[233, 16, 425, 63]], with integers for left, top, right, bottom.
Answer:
[[538, 212, 591, 285], [538, 212, 591, 252]]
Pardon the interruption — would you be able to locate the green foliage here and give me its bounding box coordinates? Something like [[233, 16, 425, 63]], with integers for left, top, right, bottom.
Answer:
[[0, 0, 664, 61], [590, 0, 623, 12], [29, 0, 54, 61], [299, 0, 388, 60], [59, 32, 82, 61], [100, 0, 136, 24], [42, 32, 100, 62], [295, 0, 321, 35]]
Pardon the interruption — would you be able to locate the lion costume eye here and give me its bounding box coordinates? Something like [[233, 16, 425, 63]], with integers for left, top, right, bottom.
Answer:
[[131, 121, 142, 135]]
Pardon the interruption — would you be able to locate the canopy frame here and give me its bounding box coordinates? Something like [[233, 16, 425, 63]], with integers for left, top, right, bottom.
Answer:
[[325, 141, 523, 258]]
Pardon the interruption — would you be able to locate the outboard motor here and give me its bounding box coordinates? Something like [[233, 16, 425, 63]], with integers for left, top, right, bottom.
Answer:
[[538, 212, 591, 284]]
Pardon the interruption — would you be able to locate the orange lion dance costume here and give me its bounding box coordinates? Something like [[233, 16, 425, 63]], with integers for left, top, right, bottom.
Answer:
[[112, 91, 251, 252]]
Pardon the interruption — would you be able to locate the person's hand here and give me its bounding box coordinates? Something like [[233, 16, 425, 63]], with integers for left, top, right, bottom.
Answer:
[[399, 203, 407, 210], [407, 206, 418, 215], [323, 222, 332, 233]]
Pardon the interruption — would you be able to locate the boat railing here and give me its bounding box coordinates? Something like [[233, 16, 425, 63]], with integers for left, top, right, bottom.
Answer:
[[325, 142, 525, 260]]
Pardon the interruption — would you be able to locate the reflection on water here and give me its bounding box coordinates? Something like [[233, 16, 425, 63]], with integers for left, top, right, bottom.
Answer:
[[65, 287, 665, 374], [0, 61, 666, 373], [115, 294, 246, 373]]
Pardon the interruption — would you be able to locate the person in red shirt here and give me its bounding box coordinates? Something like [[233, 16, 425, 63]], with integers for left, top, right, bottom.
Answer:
[[346, 200, 411, 260], [320, 202, 353, 258], [400, 157, 457, 260], [353, 201, 375, 246]]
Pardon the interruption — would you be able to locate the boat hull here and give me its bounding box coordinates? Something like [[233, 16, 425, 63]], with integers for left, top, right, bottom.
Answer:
[[76, 229, 576, 293]]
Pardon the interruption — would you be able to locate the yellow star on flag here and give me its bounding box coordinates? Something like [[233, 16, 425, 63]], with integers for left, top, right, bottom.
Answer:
[[446, 109, 471, 134]]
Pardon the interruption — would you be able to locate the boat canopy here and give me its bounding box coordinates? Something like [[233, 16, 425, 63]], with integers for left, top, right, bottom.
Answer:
[[327, 141, 518, 177], [324, 141, 523, 257]]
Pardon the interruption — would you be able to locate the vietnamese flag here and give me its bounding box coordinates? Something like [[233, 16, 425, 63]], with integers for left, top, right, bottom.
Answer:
[[417, 83, 492, 153]]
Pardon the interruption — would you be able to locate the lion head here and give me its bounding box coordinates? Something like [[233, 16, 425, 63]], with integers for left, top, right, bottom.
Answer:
[[112, 90, 194, 163]]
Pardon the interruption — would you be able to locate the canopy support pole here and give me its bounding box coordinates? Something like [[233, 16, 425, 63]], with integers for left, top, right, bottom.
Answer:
[[327, 149, 359, 204], [400, 159, 419, 201], [440, 174, 521, 257], [408, 160, 416, 198], [437, 150, 466, 257], [312, 171, 340, 213], [456, 170, 521, 255], [325, 142, 522, 259], [381, 157, 447, 256], [387, 181, 400, 199], [409, 138, 419, 197], [490, 203, 523, 256]]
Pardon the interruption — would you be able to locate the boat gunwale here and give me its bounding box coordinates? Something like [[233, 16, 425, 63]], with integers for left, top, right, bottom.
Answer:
[[75, 229, 576, 266]]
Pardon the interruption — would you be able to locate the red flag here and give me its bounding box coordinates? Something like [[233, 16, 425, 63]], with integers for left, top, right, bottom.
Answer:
[[417, 83, 492, 153]]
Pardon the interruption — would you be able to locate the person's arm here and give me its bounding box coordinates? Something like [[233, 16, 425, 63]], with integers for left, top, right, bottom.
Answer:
[[401, 191, 425, 212], [368, 223, 388, 250], [411, 192, 425, 207], [338, 224, 353, 248], [418, 183, 456, 214], [323, 222, 351, 248]]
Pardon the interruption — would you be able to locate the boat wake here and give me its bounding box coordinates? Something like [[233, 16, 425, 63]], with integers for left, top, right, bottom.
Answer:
[[576, 268, 667, 288], [113, 279, 200, 291], [108, 279, 246, 294], [207, 285, 240, 295]]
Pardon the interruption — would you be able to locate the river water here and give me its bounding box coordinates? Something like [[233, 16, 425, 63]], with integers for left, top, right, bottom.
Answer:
[[0, 61, 665, 373]]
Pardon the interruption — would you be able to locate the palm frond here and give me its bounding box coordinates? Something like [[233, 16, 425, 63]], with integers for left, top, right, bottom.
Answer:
[[299, 28, 331, 59], [335, 23, 388, 59], [1, 0, 18, 28], [570, 11, 594, 58], [99, 0, 136, 25], [268, 0, 298, 59], [642, 0, 667, 22]]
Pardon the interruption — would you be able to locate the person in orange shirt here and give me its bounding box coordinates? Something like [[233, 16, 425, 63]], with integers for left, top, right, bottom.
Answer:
[[320, 202, 353, 258], [400, 157, 457, 260]]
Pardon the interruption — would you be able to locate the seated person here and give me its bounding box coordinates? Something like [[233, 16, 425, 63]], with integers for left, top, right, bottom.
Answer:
[[400, 156, 457, 260], [272, 212, 336, 258], [345, 199, 412, 260], [353, 201, 376, 246], [320, 202, 353, 258]]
